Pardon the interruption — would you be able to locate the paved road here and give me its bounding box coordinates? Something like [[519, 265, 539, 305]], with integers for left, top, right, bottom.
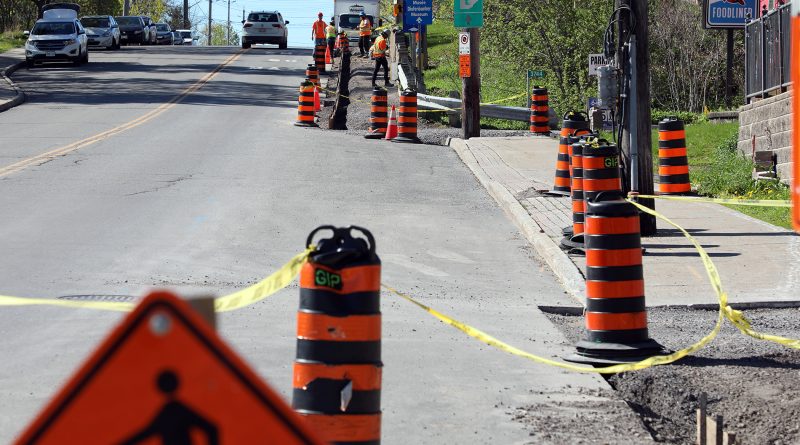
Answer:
[[0, 46, 639, 443]]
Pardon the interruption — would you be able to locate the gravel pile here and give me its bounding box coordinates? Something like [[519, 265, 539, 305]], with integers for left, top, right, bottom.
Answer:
[[320, 55, 529, 146], [545, 307, 800, 444]]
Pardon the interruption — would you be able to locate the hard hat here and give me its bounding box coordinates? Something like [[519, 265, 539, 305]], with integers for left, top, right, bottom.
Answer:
[[318, 11, 323, 17], [381, 29, 389, 37]]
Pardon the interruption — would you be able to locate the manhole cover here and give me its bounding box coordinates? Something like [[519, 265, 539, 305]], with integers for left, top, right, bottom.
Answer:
[[58, 295, 137, 303]]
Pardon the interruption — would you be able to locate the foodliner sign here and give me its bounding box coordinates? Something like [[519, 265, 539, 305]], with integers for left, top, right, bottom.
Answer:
[[704, 0, 758, 29]]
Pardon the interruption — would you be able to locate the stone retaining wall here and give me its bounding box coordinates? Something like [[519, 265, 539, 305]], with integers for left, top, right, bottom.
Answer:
[[737, 90, 793, 183]]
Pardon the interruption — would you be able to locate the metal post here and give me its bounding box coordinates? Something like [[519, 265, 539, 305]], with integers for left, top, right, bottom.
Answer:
[[726, 28, 734, 107], [629, 34, 639, 193], [208, 0, 212, 46]]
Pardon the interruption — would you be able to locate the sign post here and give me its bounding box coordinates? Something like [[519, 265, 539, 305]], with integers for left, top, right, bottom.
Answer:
[[455, 0, 483, 140], [702, 0, 757, 107]]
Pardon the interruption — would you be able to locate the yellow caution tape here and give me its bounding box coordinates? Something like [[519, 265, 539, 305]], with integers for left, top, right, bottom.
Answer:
[[631, 199, 800, 349], [0, 247, 313, 312], [214, 247, 312, 312], [636, 194, 792, 208], [0, 295, 134, 312], [383, 199, 732, 373]]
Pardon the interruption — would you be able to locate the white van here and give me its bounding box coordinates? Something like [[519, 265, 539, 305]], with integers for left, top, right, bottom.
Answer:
[[24, 3, 88, 67]]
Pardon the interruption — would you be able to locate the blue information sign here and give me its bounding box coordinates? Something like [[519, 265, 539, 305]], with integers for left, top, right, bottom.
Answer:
[[403, 0, 433, 32], [704, 0, 757, 29]]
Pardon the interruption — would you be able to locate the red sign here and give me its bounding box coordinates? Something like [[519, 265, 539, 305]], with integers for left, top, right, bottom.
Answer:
[[14, 291, 326, 445], [459, 54, 471, 78]]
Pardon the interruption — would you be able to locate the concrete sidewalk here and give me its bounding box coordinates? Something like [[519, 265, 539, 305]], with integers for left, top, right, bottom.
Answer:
[[450, 136, 800, 308], [0, 48, 25, 112]]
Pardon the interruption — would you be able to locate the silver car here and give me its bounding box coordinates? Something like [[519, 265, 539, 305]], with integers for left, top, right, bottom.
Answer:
[[80, 15, 120, 49], [24, 4, 88, 67]]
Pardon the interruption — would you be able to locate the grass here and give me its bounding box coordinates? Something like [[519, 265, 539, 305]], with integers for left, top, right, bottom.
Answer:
[[0, 31, 26, 53], [649, 122, 792, 229], [422, 20, 529, 130]]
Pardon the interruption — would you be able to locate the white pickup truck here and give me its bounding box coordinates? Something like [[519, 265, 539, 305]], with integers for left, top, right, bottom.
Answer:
[[333, 0, 380, 45]]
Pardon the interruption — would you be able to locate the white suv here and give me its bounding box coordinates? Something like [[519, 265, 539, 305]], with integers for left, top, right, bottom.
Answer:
[[241, 11, 288, 49], [24, 3, 88, 68]]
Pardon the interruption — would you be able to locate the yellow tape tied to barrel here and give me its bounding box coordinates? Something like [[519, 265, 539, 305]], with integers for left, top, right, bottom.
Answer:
[[0, 247, 313, 313], [636, 194, 792, 208], [384, 198, 730, 373]]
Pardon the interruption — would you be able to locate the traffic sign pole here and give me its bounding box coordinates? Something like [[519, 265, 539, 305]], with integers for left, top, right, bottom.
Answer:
[[462, 28, 480, 139]]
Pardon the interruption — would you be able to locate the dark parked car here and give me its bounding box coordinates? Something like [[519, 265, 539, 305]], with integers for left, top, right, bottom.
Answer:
[[154, 23, 173, 45], [115, 16, 147, 45], [171, 30, 182, 45]]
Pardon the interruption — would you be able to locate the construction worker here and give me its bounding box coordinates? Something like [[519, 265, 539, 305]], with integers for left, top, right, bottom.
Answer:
[[311, 12, 326, 53], [357, 11, 372, 57], [325, 19, 336, 59], [371, 29, 393, 87]]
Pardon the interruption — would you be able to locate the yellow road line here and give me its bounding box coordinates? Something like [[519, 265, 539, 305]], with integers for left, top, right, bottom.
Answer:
[[0, 50, 246, 179]]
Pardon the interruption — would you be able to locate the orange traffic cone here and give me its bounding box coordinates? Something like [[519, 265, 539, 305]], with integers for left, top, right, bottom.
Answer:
[[325, 45, 332, 64], [313, 86, 321, 112], [385, 105, 398, 140]]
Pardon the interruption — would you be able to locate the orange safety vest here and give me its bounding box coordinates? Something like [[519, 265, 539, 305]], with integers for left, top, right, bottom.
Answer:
[[358, 18, 372, 37], [312, 20, 326, 39], [372, 36, 387, 58]]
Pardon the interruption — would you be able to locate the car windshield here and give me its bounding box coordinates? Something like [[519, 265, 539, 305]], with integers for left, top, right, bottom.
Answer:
[[115, 17, 140, 26], [247, 13, 277, 22], [180, 31, 192, 38], [156, 24, 170, 32], [340, 14, 372, 29], [80, 17, 109, 27], [31, 22, 76, 35]]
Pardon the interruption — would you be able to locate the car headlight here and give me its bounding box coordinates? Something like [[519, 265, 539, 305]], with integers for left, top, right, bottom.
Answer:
[[25, 41, 36, 50], [64, 39, 78, 45], [102, 30, 111, 36]]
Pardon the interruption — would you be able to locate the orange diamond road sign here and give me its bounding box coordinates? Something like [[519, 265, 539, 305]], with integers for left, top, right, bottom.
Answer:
[[14, 291, 326, 445]]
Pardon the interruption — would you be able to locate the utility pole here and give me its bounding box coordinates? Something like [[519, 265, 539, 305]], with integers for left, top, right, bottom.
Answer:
[[461, 27, 480, 139], [123, 0, 130, 15], [227, 0, 230, 45], [183, 0, 189, 29], [616, 0, 656, 235], [208, 0, 212, 46]]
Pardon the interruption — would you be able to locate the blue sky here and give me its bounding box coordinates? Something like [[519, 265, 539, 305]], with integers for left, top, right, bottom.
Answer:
[[196, 0, 334, 47]]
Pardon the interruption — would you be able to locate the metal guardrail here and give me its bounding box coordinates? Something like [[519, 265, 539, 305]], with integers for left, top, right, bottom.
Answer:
[[745, 2, 792, 101], [416, 94, 532, 122]]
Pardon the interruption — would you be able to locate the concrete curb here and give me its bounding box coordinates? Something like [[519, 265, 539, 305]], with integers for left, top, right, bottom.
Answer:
[[448, 137, 586, 306], [0, 60, 26, 113]]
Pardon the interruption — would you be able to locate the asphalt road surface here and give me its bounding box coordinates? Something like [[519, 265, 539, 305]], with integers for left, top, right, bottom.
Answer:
[[0, 46, 626, 443]]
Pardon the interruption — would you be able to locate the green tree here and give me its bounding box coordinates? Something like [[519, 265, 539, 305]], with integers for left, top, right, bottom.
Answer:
[[130, 0, 168, 21], [201, 22, 238, 46]]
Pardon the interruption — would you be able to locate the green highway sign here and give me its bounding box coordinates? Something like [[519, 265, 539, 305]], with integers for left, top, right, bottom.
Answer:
[[454, 0, 483, 28], [528, 70, 545, 79]]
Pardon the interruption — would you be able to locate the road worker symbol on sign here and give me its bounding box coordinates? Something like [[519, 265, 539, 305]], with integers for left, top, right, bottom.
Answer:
[[120, 370, 219, 445], [14, 291, 325, 445]]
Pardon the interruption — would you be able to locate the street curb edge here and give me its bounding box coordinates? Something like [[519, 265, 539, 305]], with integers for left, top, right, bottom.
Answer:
[[449, 137, 586, 306], [0, 60, 26, 113]]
